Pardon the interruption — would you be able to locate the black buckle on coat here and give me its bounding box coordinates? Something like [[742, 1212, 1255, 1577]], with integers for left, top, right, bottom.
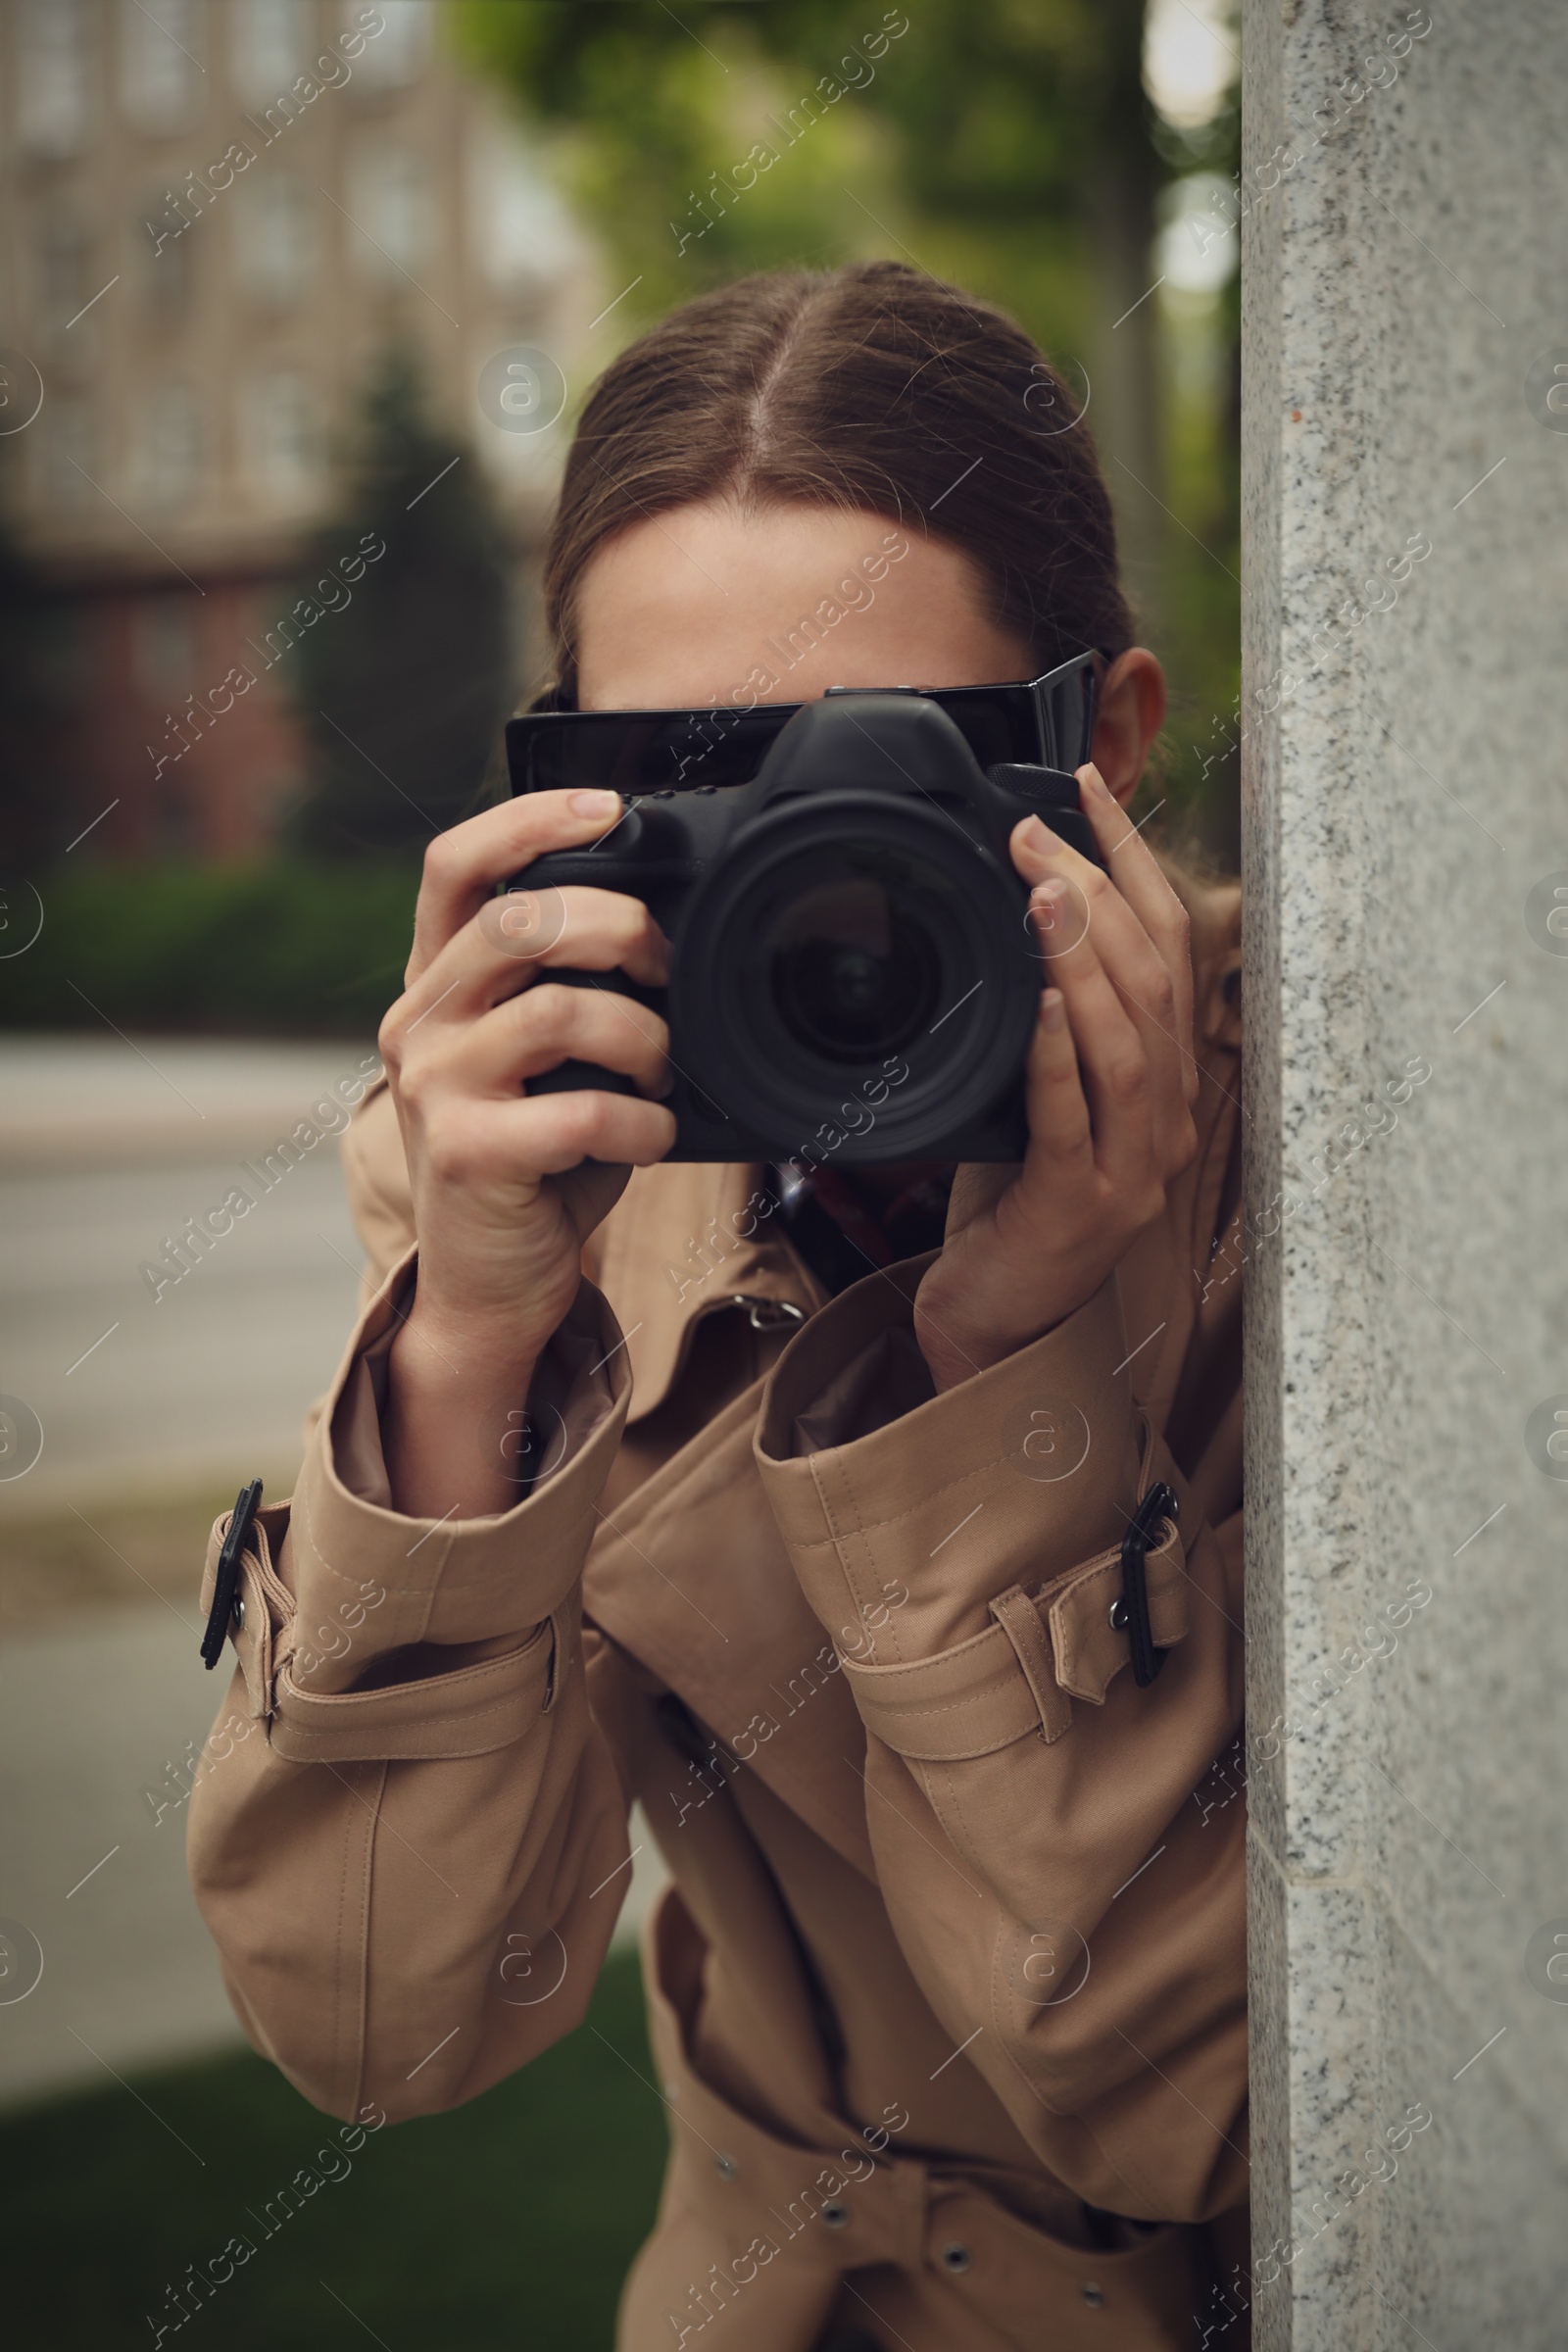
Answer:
[[201, 1478, 263, 1669], [1118, 1481, 1178, 1689]]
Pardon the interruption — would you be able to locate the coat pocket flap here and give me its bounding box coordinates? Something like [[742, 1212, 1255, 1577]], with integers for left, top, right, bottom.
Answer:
[[269, 1616, 556, 1762], [1045, 1516, 1188, 1703]]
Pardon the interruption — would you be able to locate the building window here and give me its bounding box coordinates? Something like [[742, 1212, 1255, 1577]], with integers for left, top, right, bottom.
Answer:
[[139, 190, 198, 314], [35, 214, 94, 349], [18, 0, 95, 160], [120, 0, 206, 136], [230, 0, 310, 108], [346, 0, 431, 90], [242, 370, 323, 502], [37, 393, 97, 514], [139, 383, 204, 509], [130, 595, 201, 702], [347, 143, 430, 279], [233, 174, 317, 305], [33, 602, 93, 711]]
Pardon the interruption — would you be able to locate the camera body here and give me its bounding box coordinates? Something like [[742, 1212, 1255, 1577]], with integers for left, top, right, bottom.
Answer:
[[507, 691, 1103, 1164]]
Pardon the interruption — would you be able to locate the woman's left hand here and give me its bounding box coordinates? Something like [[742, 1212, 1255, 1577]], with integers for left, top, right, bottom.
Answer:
[[912, 762, 1200, 1394]]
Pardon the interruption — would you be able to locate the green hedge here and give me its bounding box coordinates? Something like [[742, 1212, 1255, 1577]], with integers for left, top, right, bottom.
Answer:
[[0, 859, 420, 1036]]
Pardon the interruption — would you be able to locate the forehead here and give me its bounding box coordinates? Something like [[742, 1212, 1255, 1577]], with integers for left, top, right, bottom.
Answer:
[[573, 500, 1034, 710]]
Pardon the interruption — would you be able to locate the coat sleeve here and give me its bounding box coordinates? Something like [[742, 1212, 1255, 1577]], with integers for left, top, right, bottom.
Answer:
[[185, 1238, 638, 2126], [753, 1258, 1247, 2225]]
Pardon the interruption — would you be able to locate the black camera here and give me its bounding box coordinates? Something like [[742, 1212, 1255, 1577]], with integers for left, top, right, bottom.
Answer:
[[504, 689, 1104, 1164]]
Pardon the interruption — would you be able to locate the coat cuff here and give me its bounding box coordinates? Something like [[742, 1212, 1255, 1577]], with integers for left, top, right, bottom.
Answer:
[[754, 1256, 1146, 1670], [201, 1244, 632, 1740]]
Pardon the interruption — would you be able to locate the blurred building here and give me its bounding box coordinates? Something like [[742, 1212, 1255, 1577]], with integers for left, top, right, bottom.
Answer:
[[0, 0, 597, 858]]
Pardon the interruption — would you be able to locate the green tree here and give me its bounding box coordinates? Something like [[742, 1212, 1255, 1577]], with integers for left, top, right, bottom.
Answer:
[[454, 0, 1241, 858], [0, 445, 78, 871], [455, 2, 1150, 304], [289, 352, 514, 858], [457, 2, 1162, 574]]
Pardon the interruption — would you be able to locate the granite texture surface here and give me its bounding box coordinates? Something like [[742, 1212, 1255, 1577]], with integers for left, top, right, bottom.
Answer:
[[1242, 2, 1568, 2343]]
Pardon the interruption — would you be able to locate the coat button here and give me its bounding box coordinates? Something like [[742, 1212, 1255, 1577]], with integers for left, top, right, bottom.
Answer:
[[232, 1594, 245, 1629], [939, 2243, 971, 2274], [1082, 2282, 1105, 2307], [714, 2154, 739, 2180], [1108, 1598, 1129, 1631], [821, 2201, 850, 2229]]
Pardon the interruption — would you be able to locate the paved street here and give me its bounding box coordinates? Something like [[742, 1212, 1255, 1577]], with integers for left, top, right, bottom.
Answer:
[[0, 1037, 664, 2110], [0, 1035, 381, 1513], [0, 1608, 247, 2110]]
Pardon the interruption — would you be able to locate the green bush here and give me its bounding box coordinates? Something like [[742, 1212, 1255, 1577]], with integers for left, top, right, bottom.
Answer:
[[0, 858, 420, 1037]]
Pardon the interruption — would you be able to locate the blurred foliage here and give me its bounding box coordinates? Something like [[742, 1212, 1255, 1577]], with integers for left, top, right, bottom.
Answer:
[[0, 445, 80, 872], [287, 351, 515, 858], [0, 858, 416, 1035], [1, 1949, 665, 2351], [455, 0, 1151, 340], [455, 0, 1240, 861]]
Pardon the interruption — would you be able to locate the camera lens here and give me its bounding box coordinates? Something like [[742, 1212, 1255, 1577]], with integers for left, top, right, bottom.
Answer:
[[671, 792, 1039, 1161], [763, 868, 943, 1062]]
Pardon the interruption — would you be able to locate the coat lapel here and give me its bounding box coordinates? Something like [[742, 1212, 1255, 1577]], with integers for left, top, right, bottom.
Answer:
[[585, 1158, 822, 1423]]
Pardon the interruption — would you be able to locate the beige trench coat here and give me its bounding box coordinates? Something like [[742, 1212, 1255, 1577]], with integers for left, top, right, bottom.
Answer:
[[188, 882, 1249, 2352]]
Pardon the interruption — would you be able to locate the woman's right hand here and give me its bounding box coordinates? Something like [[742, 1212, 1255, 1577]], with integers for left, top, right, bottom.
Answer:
[[375, 788, 674, 1517]]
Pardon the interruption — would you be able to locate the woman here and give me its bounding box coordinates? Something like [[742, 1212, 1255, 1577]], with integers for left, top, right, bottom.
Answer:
[[190, 264, 1247, 2352]]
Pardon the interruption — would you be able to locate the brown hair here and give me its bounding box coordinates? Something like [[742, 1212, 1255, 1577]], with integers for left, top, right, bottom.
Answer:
[[539, 261, 1134, 706]]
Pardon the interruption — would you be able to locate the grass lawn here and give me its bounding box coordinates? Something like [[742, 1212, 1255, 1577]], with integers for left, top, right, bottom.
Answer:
[[0, 1950, 667, 2350]]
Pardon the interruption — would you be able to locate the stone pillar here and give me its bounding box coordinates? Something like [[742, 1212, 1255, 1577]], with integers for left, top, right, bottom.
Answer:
[[1242, 4, 1568, 2344]]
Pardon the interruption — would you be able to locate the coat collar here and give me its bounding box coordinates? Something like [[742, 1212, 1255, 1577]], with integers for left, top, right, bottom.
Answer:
[[584, 1159, 824, 1425]]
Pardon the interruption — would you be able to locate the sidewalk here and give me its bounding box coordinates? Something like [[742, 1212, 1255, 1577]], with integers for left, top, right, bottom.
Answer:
[[0, 1034, 380, 1515], [0, 1032, 386, 1172]]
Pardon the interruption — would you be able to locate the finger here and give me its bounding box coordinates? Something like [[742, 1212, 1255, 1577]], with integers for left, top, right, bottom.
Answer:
[[407, 789, 625, 983], [1016, 831, 1192, 1155], [1012, 799, 1197, 1107], [1016, 985, 1094, 1195], [434, 1091, 676, 1185], [387, 886, 670, 1051], [1071, 768, 1197, 1092], [1073, 764, 1189, 956], [1031, 880, 1154, 1187], [447, 981, 672, 1102]]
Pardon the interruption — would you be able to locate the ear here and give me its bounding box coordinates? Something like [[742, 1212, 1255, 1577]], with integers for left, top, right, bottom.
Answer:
[[1088, 649, 1166, 809]]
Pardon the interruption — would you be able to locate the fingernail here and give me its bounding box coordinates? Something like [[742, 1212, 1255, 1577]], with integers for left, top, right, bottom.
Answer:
[[1021, 814, 1066, 852], [1031, 877, 1069, 931], [1041, 988, 1066, 1032], [1079, 763, 1112, 800], [569, 789, 621, 818]]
